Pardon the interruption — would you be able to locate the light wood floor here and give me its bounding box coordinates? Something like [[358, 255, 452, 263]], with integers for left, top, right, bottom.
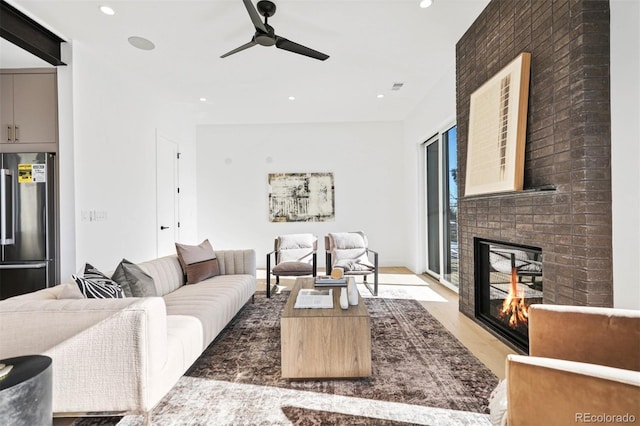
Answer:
[[413, 271, 517, 379], [258, 266, 516, 379]]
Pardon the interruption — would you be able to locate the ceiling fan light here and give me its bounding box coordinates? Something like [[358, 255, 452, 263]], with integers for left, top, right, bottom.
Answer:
[[419, 0, 433, 8]]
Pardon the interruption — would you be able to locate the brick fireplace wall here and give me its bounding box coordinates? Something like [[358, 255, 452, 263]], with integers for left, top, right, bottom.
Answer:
[[456, 0, 612, 319]]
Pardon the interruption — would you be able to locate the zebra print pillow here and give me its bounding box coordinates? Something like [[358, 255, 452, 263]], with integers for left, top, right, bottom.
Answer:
[[72, 263, 125, 299]]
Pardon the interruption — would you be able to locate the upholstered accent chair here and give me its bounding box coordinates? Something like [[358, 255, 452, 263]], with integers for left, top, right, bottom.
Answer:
[[325, 231, 379, 296], [266, 234, 317, 298], [491, 304, 640, 426]]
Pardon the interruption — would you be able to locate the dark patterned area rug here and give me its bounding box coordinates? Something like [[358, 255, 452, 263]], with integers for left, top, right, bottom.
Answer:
[[72, 292, 497, 425], [279, 406, 417, 425]]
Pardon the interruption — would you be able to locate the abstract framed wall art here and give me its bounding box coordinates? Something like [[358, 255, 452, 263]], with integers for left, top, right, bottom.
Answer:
[[465, 52, 532, 196], [268, 172, 335, 222]]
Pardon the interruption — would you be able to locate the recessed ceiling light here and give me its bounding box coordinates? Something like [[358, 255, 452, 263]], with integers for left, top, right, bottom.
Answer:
[[128, 36, 155, 51], [419, 0, 433, 8], [199, 97, 207, 102], [288, 96, 295, 101], [377, 94, 385, 99], [99, 5, 115, 16]]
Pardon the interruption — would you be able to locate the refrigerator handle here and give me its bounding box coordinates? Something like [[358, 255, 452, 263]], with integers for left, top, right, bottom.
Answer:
[[1, 168, 15, 245], [0, 262, 48, 270]]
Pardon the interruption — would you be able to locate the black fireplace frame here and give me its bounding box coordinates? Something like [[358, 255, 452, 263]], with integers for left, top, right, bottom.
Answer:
[[474, 238, 543, 353]]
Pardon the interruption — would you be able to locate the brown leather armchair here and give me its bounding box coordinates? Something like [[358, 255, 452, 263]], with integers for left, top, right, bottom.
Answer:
[[499, 304, 640, 426]]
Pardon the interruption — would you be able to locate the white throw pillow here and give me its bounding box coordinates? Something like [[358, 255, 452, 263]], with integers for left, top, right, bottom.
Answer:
[[57, 283, 84, 299], [488, 379, 508, 426]]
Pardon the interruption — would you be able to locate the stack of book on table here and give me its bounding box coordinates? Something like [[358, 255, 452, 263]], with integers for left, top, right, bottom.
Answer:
[[314, 275, 347, 287], [294, 289, 333, 309]]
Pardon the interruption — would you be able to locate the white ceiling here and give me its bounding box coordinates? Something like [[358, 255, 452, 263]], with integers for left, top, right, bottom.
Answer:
[[0, 37, 54, 68], [6, 0, 489, 125]]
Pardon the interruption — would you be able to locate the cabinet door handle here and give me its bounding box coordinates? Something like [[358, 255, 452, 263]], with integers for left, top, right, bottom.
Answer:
[[6, 126, 11, 142], [14, 125, 18, 142]]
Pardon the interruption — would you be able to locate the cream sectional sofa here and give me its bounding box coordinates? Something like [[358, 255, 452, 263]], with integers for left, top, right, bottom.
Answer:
[[0, 249, 256, 421]]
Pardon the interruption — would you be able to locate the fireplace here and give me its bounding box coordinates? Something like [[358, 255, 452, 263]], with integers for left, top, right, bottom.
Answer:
[[456, 0, 613, 356], [475, 239, 543, 352]]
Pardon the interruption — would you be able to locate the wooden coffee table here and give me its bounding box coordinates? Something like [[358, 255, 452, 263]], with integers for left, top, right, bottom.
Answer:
[[280, 277, 372, 379]]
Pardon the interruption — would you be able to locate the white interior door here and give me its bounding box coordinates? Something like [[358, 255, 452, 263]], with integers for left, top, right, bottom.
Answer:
[[156, 132, 179, 257]]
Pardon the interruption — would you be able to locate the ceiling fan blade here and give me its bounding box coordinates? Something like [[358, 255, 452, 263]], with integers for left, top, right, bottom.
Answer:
[[275, 36, 329, 61], [220, 40, 258, 58], [243, 0, 267, 33]]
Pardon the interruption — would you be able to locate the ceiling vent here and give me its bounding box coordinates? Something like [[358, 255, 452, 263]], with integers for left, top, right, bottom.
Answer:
[[391, 82, 404, 91]]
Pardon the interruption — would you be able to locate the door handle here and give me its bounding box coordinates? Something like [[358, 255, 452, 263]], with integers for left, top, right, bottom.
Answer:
[[6, 126, 11, 142], [1, 169, 15, 245], [160, 225, 170, 230]]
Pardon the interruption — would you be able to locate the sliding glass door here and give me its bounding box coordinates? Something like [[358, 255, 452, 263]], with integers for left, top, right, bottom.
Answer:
[[442, 126, 458, 287], [425, 137, 440, 275], [423, 125, 459, 289]]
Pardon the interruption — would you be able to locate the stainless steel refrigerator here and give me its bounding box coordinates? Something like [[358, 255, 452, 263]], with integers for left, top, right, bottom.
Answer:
[[1, 152, 57, 299]]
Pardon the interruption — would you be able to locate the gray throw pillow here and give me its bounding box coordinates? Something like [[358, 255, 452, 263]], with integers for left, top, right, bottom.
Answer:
[[112, 259, 158, 297], [111, 262, 133, 296]]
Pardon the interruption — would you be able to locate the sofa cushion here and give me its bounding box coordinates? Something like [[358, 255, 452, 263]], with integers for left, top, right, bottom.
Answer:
[[72, 263, 124, 299], [273, 261, 313, 275], [112, 259, 158, 297], [175, 239, 220, 284], [276, 234, 315, 265], [137, 255, 184, 297], [163, 274, 256, 349]]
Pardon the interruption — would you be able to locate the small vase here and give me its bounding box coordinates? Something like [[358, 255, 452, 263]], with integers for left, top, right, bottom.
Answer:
[[340, 288, 349, 309], [347, 279, 359, 305]]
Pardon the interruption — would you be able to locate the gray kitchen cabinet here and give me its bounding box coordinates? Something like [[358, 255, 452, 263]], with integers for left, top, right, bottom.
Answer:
[[0, 70, 58, 147]]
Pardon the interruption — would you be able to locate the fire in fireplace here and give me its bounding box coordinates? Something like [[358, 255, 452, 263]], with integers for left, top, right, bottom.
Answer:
[[475, 239, 543, 352]]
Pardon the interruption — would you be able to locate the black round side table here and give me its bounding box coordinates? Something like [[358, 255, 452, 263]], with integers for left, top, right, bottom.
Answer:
[[0, 355, 53, 426]]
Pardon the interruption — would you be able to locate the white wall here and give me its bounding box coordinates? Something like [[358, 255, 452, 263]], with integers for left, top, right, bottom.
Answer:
[[196, 122, 405, 269], [402, 65, 458, 274], [610, 0, 640, 309], [56, 42, 76, 282], [60, 42, 198, 275]]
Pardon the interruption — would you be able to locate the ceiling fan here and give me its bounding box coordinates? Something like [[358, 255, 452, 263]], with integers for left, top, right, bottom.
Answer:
[[221, 0, 329, 61]]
